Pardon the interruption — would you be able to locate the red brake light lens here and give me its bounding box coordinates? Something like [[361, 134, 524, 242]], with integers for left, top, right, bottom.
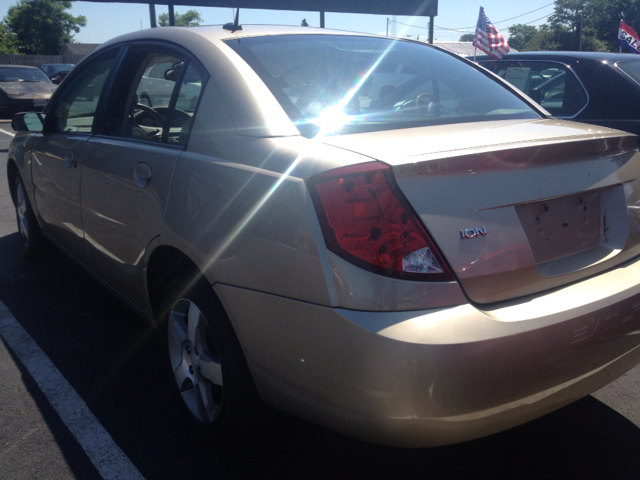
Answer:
[[308, 162, 453, 281]]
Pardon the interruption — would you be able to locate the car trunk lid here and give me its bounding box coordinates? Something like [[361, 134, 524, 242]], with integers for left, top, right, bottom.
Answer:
[[319, 119, 640, 304]]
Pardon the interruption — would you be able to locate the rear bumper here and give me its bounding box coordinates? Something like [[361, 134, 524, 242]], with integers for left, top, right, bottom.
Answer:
[[214, 255, 640, 448]]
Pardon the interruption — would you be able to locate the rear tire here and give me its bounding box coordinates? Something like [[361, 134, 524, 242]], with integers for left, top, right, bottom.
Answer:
[[159, 272, 269, 446], [13, 174, 51, 261]]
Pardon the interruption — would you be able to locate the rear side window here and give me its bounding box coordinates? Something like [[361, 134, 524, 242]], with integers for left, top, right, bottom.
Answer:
[[226, 35, 539, 138], [617, 60, 640, 85], [102, 46, 205, 146], [480, 60, 588, 118]]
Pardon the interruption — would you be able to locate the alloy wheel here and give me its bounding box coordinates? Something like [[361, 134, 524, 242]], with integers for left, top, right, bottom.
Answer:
[[15, 179, 30, 249], [167, 298, 223, 423]]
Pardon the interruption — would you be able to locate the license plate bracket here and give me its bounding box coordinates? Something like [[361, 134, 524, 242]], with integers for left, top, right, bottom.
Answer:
[[516, 190, 601, 264]]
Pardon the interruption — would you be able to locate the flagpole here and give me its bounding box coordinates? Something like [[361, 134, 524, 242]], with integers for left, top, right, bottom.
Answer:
[[473, 6, 481, 62]]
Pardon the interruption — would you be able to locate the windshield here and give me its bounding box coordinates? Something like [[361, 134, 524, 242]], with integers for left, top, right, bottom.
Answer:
[[0, 67, 51, 83], [225, 35, 539, 138]]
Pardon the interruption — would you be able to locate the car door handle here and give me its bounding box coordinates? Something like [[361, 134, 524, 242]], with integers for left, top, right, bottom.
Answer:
[[64, 149, 77, 169], [134, 162, 152, 187]]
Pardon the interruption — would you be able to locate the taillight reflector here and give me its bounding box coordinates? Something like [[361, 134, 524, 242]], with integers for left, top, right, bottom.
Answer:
[[308, 162, 453, 281]]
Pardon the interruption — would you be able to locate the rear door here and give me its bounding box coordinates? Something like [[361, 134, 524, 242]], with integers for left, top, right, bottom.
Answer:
[[80, 43, 206, 307]]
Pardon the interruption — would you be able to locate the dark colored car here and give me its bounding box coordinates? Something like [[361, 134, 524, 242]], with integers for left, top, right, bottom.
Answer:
[[0, 65, 57, 115], [475, 51, 640, 136], [52, 71, 70, 84], [40, 63, 74, 84]]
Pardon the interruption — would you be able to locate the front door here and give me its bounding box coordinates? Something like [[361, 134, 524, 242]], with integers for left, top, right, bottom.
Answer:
[[31, 50, 118, 264]]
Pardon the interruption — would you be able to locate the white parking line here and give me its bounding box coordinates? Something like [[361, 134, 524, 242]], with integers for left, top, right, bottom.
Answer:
[[0, 128, 15, 137], [0, 301, 145, 480]]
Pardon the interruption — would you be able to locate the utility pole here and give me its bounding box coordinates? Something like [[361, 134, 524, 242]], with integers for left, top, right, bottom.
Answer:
[[578, 9, 584, 51], [428, 16, 434, 44]]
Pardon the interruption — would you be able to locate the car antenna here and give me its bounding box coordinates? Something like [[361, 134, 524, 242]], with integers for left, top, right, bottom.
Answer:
[[223, 8, 242, 32]]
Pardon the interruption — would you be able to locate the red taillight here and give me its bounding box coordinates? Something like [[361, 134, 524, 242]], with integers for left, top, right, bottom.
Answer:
[[308, 162, 453, 281]]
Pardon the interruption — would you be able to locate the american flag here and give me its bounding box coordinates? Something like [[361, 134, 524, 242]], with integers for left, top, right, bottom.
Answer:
[[473, 7, 510, 60]]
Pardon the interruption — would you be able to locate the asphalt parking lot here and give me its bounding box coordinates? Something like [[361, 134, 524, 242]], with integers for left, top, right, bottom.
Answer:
[[1, 118, 640, 479]]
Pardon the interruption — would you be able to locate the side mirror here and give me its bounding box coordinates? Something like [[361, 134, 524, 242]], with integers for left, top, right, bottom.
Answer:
[[12, 112, 45, 132]]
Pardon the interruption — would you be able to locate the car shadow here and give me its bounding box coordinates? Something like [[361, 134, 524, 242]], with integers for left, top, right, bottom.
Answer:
[[0, 232, 639, 479]]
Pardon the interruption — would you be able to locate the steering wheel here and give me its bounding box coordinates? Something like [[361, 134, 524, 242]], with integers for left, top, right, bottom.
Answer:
[[153, 107, 191, 128], [416, 93, 433, 116], [133, 103, 165, 128]]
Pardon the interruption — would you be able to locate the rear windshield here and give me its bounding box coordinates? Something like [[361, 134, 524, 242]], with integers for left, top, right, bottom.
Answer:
[[225, 35, 539, 138], [45, 64, 73, 71], [0, 67, 51, 83]]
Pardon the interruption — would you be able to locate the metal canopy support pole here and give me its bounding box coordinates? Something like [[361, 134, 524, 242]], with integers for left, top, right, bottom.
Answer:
[[149, 4, 157, 28], [320, 11, 325, 28], [169, 4, 175, 26], [428, 16, 434, 44]]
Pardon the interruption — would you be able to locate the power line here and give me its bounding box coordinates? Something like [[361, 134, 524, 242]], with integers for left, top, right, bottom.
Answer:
[[394, 3, 554, 33], [487, 2, 554, 26], [522, 13, 554, 26]]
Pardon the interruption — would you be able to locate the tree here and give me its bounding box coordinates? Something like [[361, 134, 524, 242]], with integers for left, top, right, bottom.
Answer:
[[459, 33, 475, 42], [0, 23, 18, 54], [301, 18, 309, 27], [507, 24, 539, 51], [4, 0, 86, 55], [503, 0, 623, 52], [158, 9, 203, 27]]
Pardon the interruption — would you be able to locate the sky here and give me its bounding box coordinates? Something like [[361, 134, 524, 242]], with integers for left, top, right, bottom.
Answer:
[[0, 0, 556, 44]]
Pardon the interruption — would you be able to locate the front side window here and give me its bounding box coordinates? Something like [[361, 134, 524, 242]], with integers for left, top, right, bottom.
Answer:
[[50, 51, 116, 133], [480, 60, 588, 118], [225, 35, 539, 138]]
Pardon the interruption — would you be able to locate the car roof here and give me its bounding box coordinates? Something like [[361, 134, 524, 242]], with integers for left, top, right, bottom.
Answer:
[[98, 24, 380, 52], [473, 51, 640, 62]]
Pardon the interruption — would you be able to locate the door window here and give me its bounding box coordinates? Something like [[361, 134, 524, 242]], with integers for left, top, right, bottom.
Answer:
[[102, 47, 205, 146], [480, 60, 588, 117], [50, 51, 117, 133], [167, 62, 205, 146]]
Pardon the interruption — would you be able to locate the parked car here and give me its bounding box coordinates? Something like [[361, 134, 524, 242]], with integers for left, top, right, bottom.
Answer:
[[40, 63, 74, 84], [0, 65, 57, 115], [475, 51, 640, 136], [7, 26, 640, 448]]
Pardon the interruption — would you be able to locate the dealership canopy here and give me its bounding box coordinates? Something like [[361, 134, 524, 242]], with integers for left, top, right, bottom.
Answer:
[[76, 0, 438, 38], [79, 0, 437, 16]]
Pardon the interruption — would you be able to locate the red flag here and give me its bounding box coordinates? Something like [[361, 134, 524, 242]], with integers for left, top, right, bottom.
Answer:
[[618, 20, 640, 54], [473, 6, 510, 60]]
